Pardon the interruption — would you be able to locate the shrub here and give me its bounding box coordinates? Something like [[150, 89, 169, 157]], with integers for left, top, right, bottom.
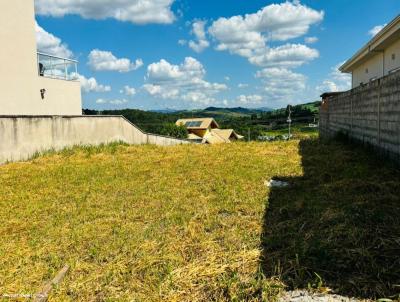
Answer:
[[160, 123, 188, 139]]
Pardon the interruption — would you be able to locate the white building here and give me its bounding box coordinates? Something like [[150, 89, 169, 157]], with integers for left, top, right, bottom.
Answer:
[[340, 15, 400, 88], [0, 0, 82, 115]]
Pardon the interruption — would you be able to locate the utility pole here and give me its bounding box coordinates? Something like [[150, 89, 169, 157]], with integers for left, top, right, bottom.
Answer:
[[287, 105, 292, 140]]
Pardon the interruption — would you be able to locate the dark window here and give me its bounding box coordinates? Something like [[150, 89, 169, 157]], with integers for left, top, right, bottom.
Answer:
[[392, 53, 396, 60], [185, 121, 202, 127], [365, 68, 369, 74]]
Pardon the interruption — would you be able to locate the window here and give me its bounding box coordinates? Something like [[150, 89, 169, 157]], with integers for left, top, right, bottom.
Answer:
[[365, 68, 369, 74], [392, 53, 396, 60], [185, 121, 202, 127]]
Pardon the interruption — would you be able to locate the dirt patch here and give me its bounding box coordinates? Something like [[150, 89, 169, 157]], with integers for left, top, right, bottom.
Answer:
[[279, 290, 370, 302]]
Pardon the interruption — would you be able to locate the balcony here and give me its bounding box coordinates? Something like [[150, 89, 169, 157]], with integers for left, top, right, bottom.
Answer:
[[37, 52, 78, 81]]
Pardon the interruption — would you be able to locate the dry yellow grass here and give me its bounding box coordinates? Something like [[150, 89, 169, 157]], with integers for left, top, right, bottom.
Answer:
[[0, 142, 301, 301]]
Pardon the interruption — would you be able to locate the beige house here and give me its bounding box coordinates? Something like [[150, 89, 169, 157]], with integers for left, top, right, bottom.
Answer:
[[176, 118, 244, 144], [340, 15, 400, 88], [0, 0, 82, 116]]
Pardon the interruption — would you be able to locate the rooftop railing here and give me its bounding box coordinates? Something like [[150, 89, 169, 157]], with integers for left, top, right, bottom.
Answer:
[[37, 52, 78, 81]]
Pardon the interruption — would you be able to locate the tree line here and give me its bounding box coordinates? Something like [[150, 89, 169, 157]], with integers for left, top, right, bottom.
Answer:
[[83, 101, 320, 140]]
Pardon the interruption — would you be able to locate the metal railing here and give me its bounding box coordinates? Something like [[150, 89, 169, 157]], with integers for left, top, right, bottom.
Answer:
[[37, 52, 78, 81]]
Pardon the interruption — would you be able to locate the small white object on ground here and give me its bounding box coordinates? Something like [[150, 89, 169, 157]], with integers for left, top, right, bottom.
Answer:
[[266, 179, 290, 188], [279, 290, 368, 302]]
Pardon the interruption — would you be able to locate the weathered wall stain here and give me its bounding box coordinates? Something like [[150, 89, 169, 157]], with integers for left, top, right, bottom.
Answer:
[[0, 116, 191, 164]]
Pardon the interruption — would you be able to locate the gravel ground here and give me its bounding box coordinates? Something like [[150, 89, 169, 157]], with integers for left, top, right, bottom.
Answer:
[[279, 291, 369, 302]]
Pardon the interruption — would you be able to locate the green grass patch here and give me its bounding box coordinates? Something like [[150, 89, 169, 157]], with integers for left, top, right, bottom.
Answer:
[[0, 142, 294, 301], [0, 140, 398, 301], [264, 124, 319, 139]]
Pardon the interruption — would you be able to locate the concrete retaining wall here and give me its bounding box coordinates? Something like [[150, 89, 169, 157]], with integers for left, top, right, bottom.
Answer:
[[320, 69, 400, 163], [0, 115, 191, 164]]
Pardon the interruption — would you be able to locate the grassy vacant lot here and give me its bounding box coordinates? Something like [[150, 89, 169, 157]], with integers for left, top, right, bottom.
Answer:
[[0, 140, 399, 301]]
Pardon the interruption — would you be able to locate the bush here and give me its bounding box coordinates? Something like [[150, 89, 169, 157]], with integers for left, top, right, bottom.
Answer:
[[160, 123, 188, 139]]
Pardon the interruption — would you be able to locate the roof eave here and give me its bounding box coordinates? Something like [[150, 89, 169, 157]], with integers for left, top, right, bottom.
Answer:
[[340, 14, 400, 72], [211, 120, 220, 129], [187, 127, 207, 130]]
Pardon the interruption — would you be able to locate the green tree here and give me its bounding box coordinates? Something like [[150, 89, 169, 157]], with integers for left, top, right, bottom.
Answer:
[[160, 123, 188, 139]]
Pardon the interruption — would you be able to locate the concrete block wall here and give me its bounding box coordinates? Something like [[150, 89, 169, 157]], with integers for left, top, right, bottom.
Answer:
[[0, 116, 191, 164], [320, 69, 400, 163]]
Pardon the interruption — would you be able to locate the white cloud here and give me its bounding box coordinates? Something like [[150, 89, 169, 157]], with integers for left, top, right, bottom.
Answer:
[[120, 86, 136, 97], [96, 98, 128, 105], [368, 24, 387, 37], [188, 20, 210, 53], [316, 62, 351, 93], [224, 76, 231, 81], [88, 50, 143, 73], [317, 80, 340, 93], [74, 73, 111, 93], [110, 99, 129, 105], [181, 92, 215, 105], [238, 83, 249, 88], [331, 65, 351, 83], [143, 84, 180, 99], [248, 44, 319, 68], [208, 1, 323, 68], [35, 0, 176, 25], [35, 22, 73, 58], [255, 68, 307, 103], [305, 36, 318, 44], [236, 94, 263, 105], [146, 59, 186, 82], [143, 57, 227, 105]]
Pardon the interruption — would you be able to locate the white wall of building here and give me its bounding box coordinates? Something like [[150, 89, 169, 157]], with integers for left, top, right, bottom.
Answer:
[[351, 39, 400, 88], [35, 77, 82, 116], [384, 39, 400, 74], [0, 0, 82, 116], [352, 52, 384, 87]]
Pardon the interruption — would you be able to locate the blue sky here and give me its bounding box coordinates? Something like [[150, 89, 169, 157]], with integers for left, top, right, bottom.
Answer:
[[34, 0, 400, 110]]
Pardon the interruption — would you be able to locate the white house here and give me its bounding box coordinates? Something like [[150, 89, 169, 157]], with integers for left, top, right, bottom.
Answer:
[[340, 15, 400, 88], [0, 0, 82, 115]]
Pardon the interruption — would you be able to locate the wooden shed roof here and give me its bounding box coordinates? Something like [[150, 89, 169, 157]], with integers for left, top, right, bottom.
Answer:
[[176, 118, 220, 129]]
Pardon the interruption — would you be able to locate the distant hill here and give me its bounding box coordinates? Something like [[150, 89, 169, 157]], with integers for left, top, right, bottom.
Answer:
[[203, 106, 269, 114], [171, 106, 273, 119], [150, 109, 178, 114], [255, 107, 274, 112], [83, 101, 320, 139], [149, 106, 273, 118], [266, 101, 321, 116]]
